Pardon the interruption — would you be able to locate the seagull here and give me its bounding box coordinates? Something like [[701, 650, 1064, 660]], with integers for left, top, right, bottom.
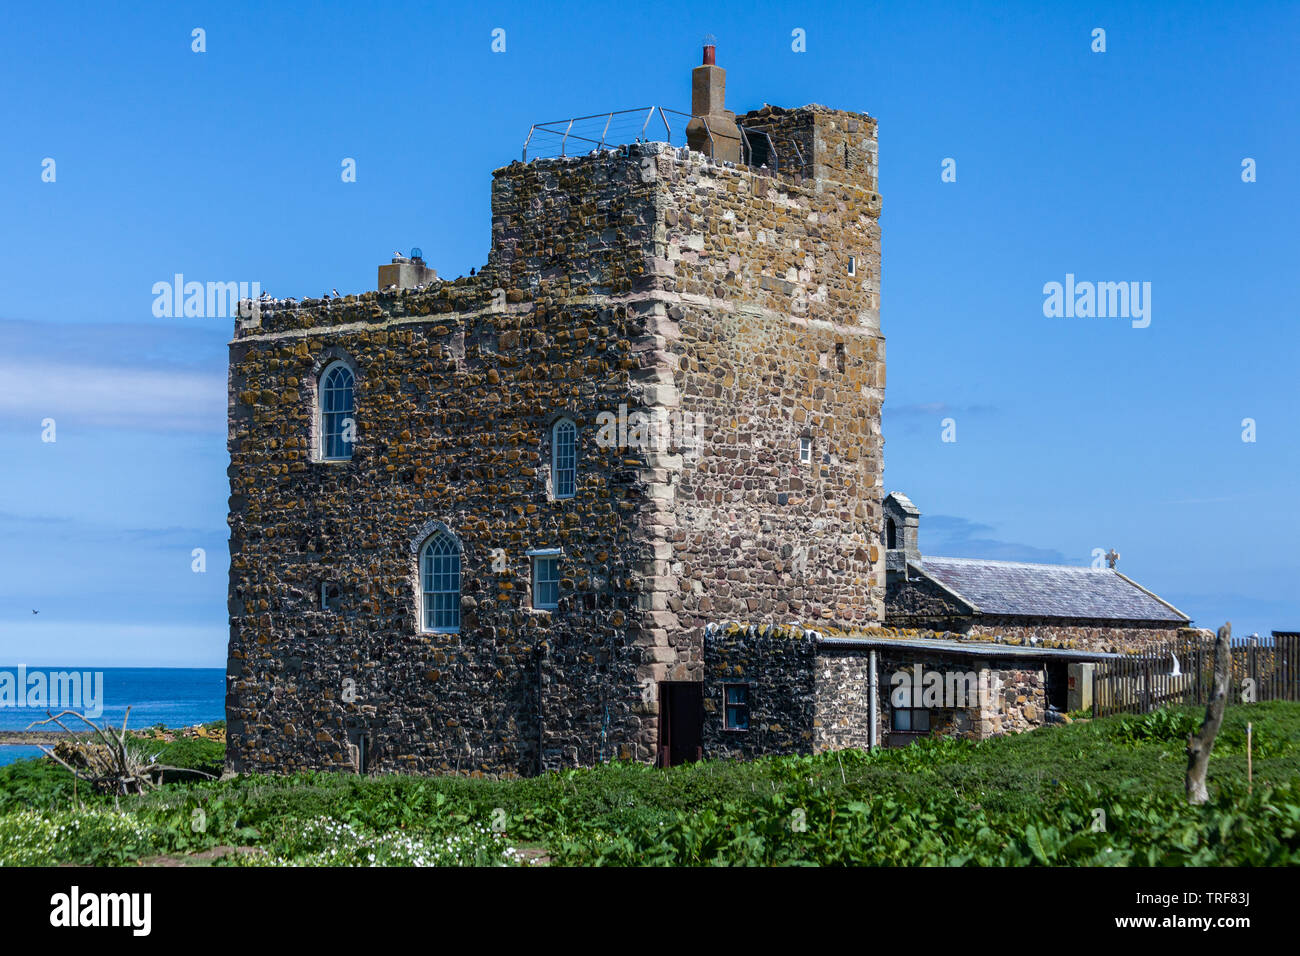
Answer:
[[1170, 653, 1182, 677], [31, 609, 38, 614], [393, 250, 403, 258], [332, 288, 341, 298]]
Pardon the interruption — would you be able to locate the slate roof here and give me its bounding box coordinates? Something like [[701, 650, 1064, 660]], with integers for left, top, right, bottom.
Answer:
[[914, 556, 1189, 623]]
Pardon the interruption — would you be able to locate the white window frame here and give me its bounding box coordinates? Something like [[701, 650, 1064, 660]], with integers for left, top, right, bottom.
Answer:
[[799, 436, 812, 465], [528, 548, 562, 610], [319, 360, 356, 461], [847, 255, 857, 277], [420, 531, 462, 633], [551, 418, 577, 499]]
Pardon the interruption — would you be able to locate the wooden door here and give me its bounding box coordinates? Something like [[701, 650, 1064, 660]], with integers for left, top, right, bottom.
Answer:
[[658, 682, 703, 767]]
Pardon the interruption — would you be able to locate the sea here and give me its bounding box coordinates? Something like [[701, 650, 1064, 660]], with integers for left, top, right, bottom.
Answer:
[[0, 667, 225, 767]]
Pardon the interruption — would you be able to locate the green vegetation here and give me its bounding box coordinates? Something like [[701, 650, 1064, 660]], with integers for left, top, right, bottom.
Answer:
[[2, 704, 1298, 866]]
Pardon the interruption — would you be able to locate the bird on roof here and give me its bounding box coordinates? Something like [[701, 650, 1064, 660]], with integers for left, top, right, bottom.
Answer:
[[469, 267, 476, 276], [332, 288, 341, 298]]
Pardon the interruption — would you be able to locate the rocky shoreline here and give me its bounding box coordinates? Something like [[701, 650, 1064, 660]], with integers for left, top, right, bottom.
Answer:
[[0, 724, 225, 747]]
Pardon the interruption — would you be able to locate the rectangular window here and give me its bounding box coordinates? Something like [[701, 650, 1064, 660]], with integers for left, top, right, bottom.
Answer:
[[320, 581, 340, 612], [552, 420, 577, 499], [531, 552, 561, 609], [892, 708, 930, 733], [847, 255, 857, 277], [724, 684, 750, 730], [799, 436, 812, 464]]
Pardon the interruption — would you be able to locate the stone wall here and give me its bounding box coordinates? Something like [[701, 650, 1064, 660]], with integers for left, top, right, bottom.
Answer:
[[651, 109, 886, 656], [701, 623, 817, 760], [704, 623, 1053, 757], [966, 619, 1191, 654], [227, 149, 672, 776], [813, 649, 875, 751], [884, 571, 973, 626], [228, 106, 888, 776]]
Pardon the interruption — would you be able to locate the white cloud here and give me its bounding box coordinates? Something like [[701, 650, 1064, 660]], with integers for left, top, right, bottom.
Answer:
[[0, 359, 225, 432]]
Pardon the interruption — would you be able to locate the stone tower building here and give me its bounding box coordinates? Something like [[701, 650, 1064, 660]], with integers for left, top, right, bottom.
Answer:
[[225, 48, 884, 775]]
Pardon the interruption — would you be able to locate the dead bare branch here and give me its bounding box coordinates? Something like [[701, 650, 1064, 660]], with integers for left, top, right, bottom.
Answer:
[[1186, 622, 1231, 804]]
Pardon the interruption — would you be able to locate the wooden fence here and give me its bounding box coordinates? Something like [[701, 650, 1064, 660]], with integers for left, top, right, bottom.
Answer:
[[1092, 632, 1300, 718]]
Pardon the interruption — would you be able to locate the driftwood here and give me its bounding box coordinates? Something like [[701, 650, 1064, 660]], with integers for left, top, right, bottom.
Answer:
[[1186, 623, 1231, 804], [26, 707, 216, 797]]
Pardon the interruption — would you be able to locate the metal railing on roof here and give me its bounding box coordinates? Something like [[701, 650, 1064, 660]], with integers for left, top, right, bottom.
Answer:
[[521, 106, 779, 174]]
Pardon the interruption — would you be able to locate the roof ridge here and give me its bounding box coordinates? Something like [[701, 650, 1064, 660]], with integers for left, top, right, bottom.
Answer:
[[1112, 570, 1192, 622], [925, 554, 1100, 571]]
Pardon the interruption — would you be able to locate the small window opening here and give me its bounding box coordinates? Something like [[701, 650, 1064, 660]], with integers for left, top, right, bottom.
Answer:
[[847, 255, 857, 277], [320, 581, 341, 612], [345, 729, 369, 774], [892, 708, 930, 733], [886, 518, 897, 550], [799, 436, 812, 465], [835, 342, 846, 372], [724, 684, 750, 730], [531, 552, 561, 610]]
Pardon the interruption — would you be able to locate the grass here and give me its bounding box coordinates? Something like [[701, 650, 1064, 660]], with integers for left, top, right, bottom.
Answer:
[[2, 703, 1298, 866]]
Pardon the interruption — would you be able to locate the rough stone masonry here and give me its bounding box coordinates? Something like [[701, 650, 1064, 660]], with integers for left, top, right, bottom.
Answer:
[[225, 53, 886, 774]]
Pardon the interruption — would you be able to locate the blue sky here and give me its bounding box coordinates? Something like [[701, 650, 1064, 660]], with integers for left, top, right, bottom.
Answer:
[[1, 0, 1296, 666]]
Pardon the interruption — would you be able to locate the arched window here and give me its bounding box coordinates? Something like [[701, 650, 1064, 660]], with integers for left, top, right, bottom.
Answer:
[[319, 362, 355, 460], [886, 518, 898, 550], [420, 532, 462, 633], [552, 418, 577, 499]]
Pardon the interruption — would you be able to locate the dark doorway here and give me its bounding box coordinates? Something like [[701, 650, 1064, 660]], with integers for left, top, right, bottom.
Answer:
[[743, 129, 771, 170], [1046, 661, 1068, 711], [658, 682, 703, 767]]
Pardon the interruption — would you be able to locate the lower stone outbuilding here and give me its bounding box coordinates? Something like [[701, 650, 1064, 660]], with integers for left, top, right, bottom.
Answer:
[[699, 622, 1160, 756]]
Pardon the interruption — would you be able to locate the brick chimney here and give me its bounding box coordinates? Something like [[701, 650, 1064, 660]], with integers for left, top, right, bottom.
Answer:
[[378, 249, 437, 291], [686, 38, 743, 163]]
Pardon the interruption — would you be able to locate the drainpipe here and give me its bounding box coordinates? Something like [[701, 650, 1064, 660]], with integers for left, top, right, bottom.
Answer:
[[537, 643, 547, 776], [868, 649, 879, 751]]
